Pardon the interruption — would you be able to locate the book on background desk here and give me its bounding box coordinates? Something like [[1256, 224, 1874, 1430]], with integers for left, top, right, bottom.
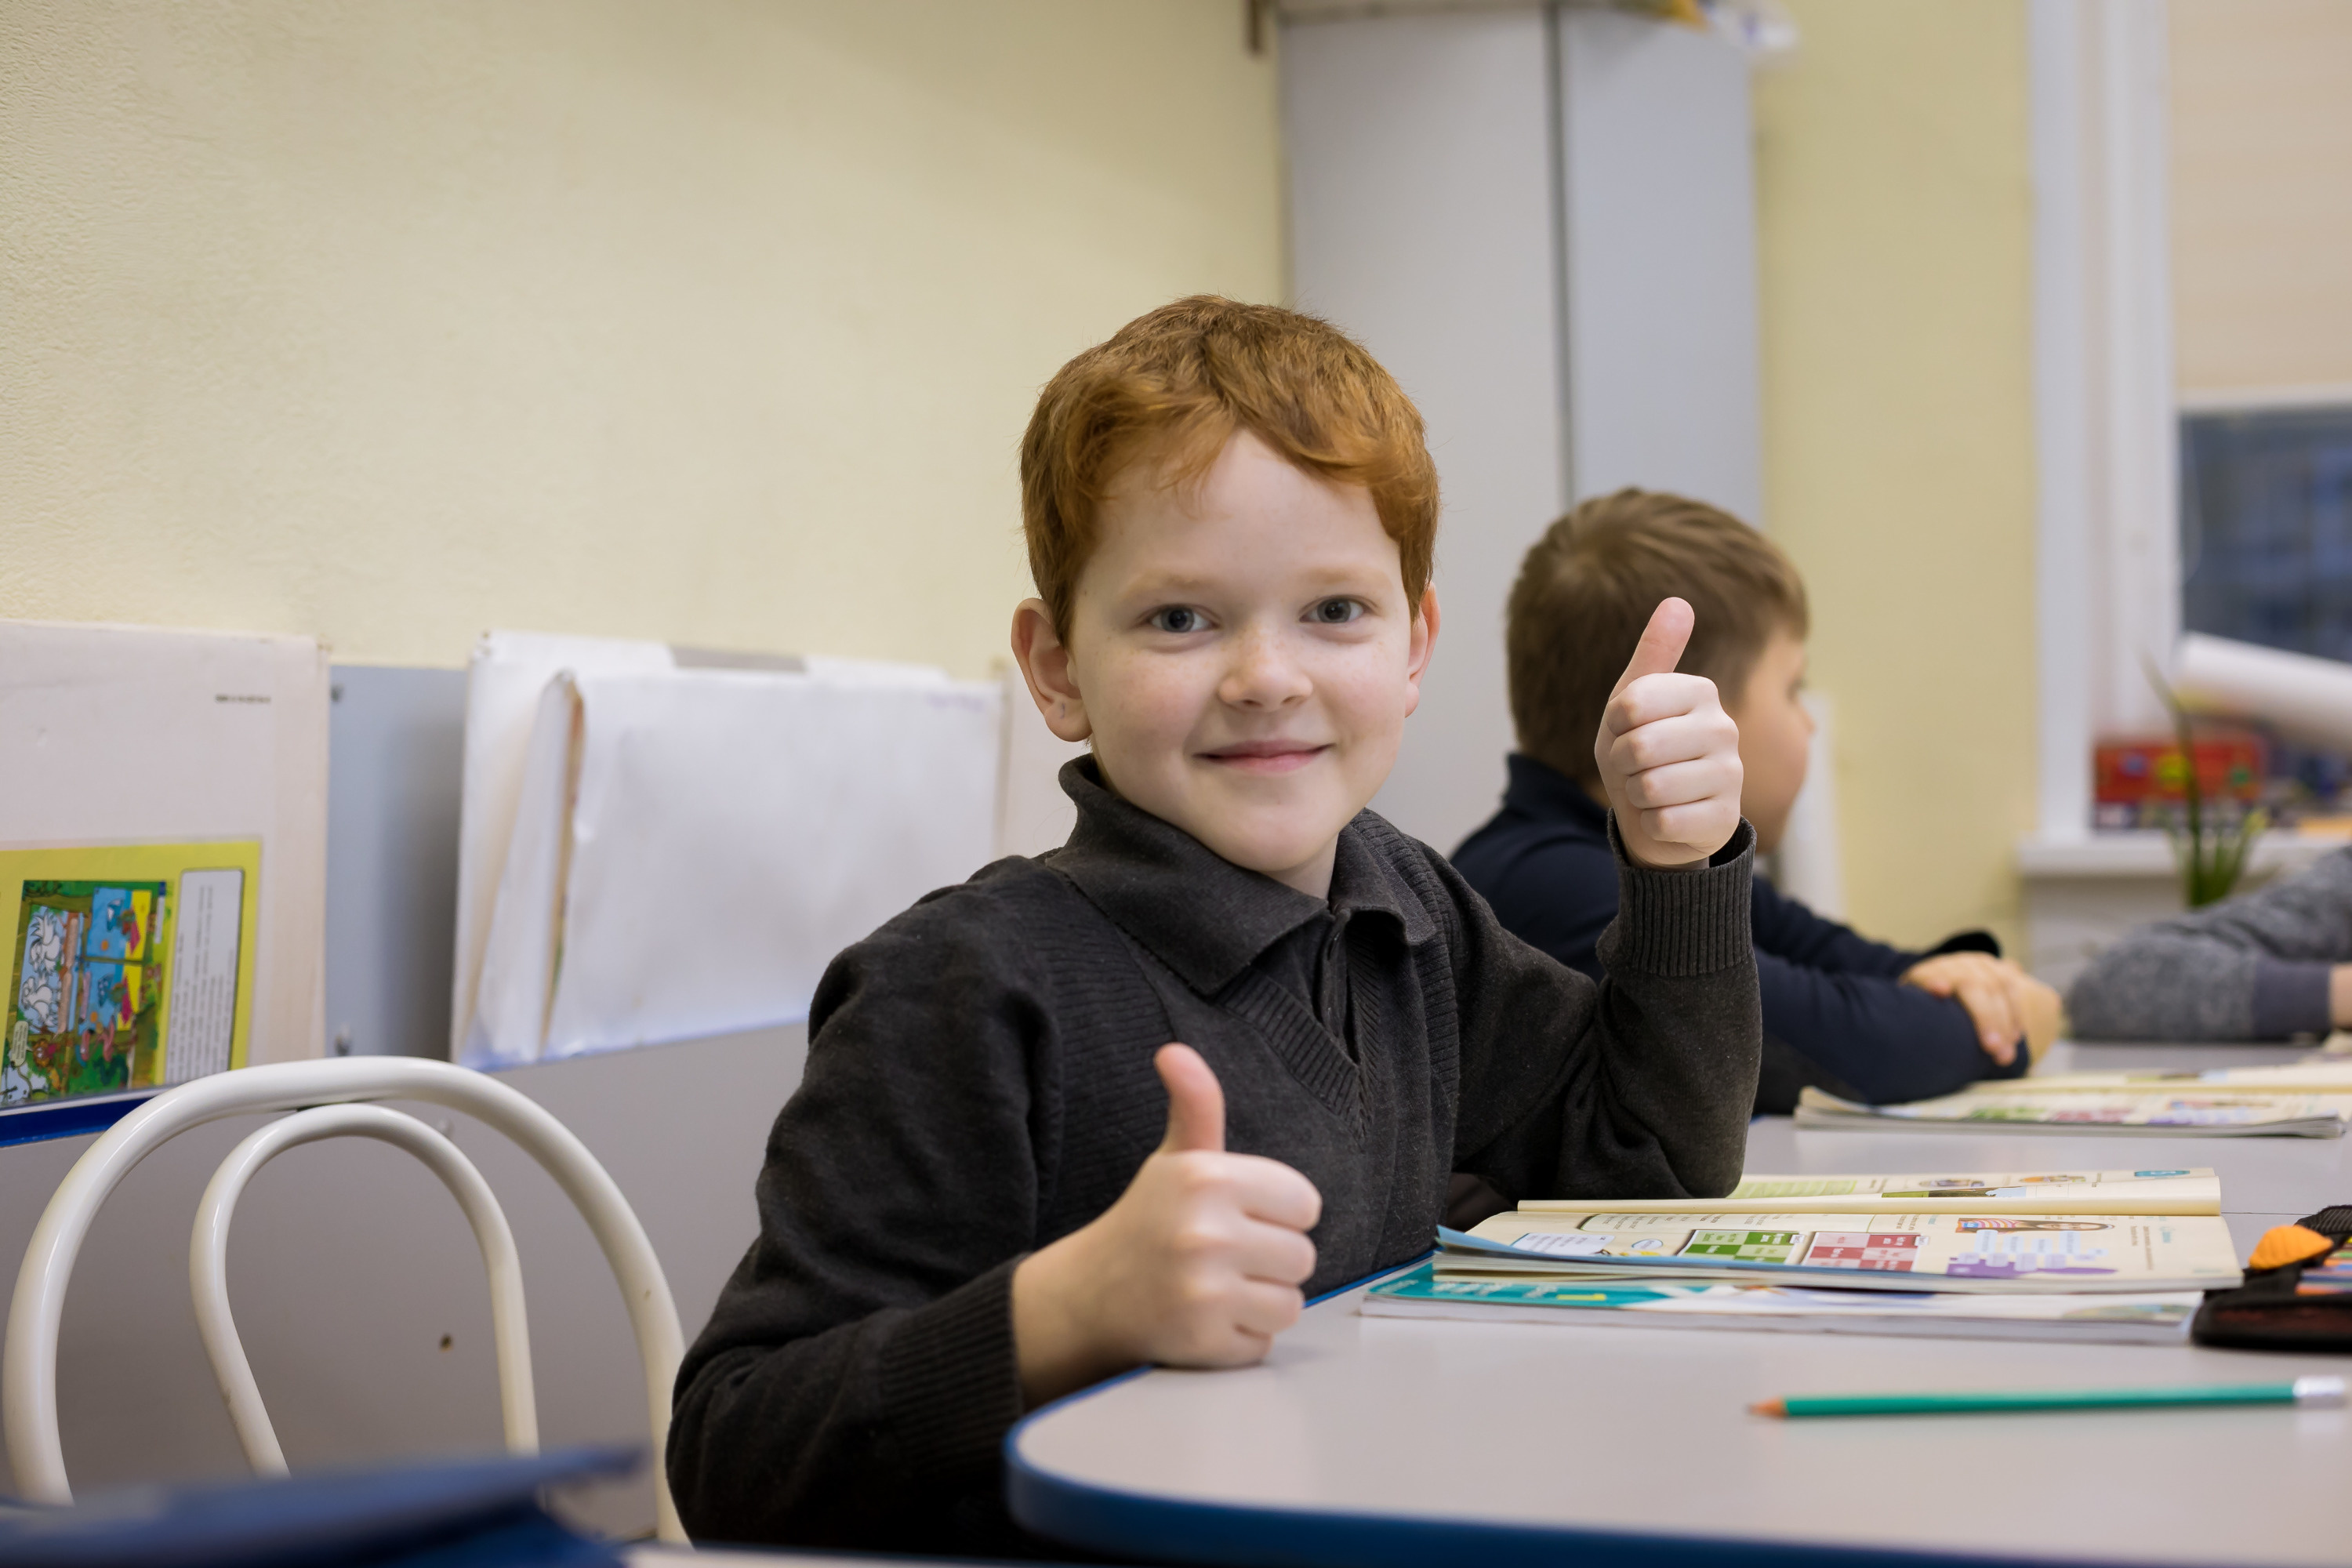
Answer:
[[1516, 1167, 2220, 1217], [1439, 1206, 2243, 1294], [1362, 1264, 2199, 1345], [1794, 1086, 2349, 1138], [1986, 1061, 2352, 1095]]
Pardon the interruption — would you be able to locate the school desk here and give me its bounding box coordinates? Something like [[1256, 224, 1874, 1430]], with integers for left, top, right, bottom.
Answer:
[[1006, 1039, 2352, 1567]]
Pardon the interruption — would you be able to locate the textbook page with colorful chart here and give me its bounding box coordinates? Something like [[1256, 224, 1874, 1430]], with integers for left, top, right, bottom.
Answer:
[[1439, 1208, 2244, 1294], [1792, 1086, 2348, 1137], [3, 844, 261, 1112], [1361, 1263, 2199, 1345], [1515, 1167, 2220, 1217]]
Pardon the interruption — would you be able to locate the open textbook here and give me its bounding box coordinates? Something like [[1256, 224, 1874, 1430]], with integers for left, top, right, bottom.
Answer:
[[1515, 1167, 2220, 1217], [1362, 1264, 2199, 1345], [1793, 1086, 2350, 1138], [1439, 1207, 2243, 1294]]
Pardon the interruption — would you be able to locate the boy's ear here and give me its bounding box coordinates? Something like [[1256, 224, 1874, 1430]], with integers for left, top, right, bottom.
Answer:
[[1011, 598, 1094, 743], [1402, 587, 1440, 719]]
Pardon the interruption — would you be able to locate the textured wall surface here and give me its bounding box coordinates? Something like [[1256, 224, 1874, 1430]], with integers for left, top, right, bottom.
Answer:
[[2171, 0, 2352, 394], [1755, 0, 2038, 951], [0, 2, 1283, 673]]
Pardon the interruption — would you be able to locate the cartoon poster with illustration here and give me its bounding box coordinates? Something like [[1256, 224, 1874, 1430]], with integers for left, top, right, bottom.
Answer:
[[3, 843, 261, 1112]]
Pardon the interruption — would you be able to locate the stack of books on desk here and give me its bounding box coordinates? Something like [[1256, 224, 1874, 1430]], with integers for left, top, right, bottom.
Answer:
[[1362, 1168, 2238, 1345], [1793, 1062, 2352, 1138]]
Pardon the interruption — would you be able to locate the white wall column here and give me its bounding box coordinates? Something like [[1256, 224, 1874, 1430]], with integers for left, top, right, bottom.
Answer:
[[2029, 0, 2178, 844], [1557, 9, 1762, 524], [1283, 3, 1762, 853], [1283, 7, 1566, 851]]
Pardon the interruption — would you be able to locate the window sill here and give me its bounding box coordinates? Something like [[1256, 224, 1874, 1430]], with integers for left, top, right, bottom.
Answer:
[[2016, 829, 2352, 880]]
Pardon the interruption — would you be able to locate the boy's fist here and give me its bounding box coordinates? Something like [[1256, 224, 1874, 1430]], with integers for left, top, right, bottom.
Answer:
[[1011, 1044, 1322, 1405], [1594, 597, 1744, 869]]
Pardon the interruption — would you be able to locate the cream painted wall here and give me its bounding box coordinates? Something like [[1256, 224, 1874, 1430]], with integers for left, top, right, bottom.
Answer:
[[2170, 0, 2352, 394], [0, 2, 1283, 674], [1755, 0, 2039, 950]]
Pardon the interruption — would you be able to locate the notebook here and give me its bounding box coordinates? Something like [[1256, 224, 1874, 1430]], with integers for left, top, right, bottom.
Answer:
[[1793, 1086, 2348, 1138], [1514, 1166, 2220, 1217], [1363, 1264, 2199, 1345]]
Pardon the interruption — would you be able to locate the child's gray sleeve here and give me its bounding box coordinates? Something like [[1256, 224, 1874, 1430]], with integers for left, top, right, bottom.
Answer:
[[2067, 848, 2352, 1040]]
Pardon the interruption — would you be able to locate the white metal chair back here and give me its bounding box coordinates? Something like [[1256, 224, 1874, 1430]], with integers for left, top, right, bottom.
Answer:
[[2, 1058, 686, 1542]]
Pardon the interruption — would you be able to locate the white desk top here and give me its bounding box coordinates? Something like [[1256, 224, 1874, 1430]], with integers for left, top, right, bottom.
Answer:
[[1009, 1041, 2352, 1566]]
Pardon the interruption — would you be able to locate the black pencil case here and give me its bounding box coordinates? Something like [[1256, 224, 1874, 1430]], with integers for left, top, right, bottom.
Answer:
[[2192, 1204, 2352, 1352]]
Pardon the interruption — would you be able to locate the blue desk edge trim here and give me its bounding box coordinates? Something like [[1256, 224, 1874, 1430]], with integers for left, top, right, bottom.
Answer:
[[1001, 1262, 2145, 1568], [0, 1091, 158, 1149], [0, 1037, 707, 1152]]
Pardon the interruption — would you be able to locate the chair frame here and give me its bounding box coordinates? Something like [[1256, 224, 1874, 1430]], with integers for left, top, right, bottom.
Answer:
[[3, 1057, 685, 1542]]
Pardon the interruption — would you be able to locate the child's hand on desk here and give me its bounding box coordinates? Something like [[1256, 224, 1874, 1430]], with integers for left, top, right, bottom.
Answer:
[[1011, 1044, 1322, 1406], [1594, 597, 1745, 869], [1900, 953, 2062, 1067]]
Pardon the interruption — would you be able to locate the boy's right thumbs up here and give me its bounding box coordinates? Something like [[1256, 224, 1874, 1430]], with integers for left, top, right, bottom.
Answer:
[[1156, 1043, 1225, 1154]]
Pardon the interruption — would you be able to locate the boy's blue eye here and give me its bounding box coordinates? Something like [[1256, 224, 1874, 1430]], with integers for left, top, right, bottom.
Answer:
[[1312, 598, 1363, 625], [1150, 607, 1203, 634]]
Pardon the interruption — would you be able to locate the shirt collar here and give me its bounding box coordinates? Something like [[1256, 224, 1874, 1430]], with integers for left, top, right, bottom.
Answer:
[[1049, 757, 1433, 995], [1502, 753, 1610, 835]]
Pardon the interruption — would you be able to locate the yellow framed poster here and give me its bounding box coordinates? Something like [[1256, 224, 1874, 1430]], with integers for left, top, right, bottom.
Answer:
[[2, 841, 263, 1111]]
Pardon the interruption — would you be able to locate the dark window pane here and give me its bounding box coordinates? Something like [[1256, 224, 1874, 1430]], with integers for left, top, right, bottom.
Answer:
[[2181, 405, 2352, 663]]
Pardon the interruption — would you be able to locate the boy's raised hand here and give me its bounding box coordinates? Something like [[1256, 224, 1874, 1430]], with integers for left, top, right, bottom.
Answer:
[[1011, 1044, 1323, 1406], [1594, 597, 1746, 869]]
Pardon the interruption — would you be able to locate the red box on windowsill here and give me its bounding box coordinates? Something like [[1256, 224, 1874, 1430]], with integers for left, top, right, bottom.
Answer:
[[2094, 733, 2267, 806]]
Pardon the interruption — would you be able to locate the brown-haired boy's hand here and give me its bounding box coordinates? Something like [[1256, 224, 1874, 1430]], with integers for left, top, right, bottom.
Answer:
[[1900, 953, 2061, 1068], [1010, 1044, 1323, 1407], [1593, 597, 1746, 869]]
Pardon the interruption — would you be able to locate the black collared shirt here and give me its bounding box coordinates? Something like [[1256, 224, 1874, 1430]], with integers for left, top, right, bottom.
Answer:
[[670, 758, 1760, 1554], [1454, 753, 2030, 1110]]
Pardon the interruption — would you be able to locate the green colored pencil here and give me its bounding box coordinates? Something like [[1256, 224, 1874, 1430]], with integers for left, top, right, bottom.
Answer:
[[1750, 1376, 2346, 1419]]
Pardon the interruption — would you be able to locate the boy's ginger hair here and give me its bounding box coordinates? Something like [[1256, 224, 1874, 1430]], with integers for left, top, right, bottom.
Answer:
[[1509, 489, 1808, 790], [1021, 296, 1439, 638]]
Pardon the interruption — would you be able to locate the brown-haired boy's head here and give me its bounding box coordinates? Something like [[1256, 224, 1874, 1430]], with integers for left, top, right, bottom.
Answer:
[[1508, 488, 1813, 848], [1010, 296, 1443, 897]]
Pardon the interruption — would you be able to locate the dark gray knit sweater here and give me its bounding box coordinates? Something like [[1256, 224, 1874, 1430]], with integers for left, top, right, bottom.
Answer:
[[667, 759, 1760, 1553], [2068, 846, 2352, 1040]]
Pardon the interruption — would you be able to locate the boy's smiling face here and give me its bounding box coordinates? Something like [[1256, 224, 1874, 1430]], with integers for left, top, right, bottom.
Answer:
[[1013, 430, 1438, 899]]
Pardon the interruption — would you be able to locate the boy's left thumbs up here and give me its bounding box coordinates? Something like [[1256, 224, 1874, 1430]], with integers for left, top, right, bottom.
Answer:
[[1593, 597, 1744, 869]]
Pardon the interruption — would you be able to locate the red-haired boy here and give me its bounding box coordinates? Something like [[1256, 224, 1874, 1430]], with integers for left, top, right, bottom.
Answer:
[[668, 298, 1761, 1553]]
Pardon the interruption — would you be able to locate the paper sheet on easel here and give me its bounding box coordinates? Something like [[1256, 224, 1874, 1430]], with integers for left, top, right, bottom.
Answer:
[[457, 644, 1002, 1065], [2175, 633, 2352, 750]]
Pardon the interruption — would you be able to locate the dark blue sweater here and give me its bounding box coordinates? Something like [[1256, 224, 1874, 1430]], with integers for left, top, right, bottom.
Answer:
[[1454, 755, 2028, 1112]]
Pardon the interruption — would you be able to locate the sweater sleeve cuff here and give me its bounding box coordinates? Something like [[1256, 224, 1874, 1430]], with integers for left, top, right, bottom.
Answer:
[[1600, 815, 1755, 978], [2252, 959, 2334, 1040], [877, 1257, 1025, 1482]]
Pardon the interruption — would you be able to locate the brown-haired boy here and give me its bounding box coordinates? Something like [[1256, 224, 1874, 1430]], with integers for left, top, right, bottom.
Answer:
[[1454, 488, 2057, 1114], [668, 303, 1762, 1554]]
